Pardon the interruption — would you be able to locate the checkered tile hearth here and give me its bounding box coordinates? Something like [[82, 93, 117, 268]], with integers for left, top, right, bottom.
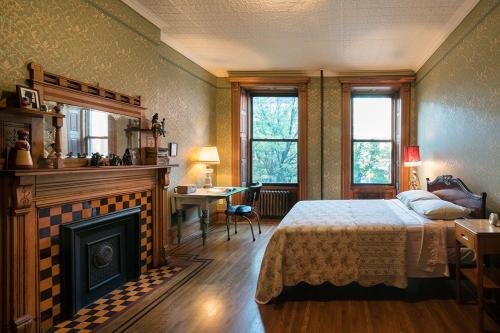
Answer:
[[51, 265, 183, 333]]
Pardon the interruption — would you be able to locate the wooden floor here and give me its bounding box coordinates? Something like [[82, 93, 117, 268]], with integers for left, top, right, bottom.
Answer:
[[125, 223, 499, 333]]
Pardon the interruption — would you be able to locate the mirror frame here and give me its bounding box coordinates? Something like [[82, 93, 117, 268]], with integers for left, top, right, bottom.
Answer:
[[29, 63, 148, 164]]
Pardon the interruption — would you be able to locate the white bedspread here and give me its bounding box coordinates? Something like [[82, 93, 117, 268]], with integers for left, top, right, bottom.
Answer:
[[255, 199, 449, 304]]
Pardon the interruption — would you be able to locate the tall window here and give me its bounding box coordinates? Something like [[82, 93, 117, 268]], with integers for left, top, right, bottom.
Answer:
[[351, 95, 393, 184], [85, 109, 109, 156], [250, 95, 298, 184]]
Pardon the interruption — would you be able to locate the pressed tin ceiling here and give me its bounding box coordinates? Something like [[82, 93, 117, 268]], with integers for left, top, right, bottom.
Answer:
[[123, 0, 479, 77]]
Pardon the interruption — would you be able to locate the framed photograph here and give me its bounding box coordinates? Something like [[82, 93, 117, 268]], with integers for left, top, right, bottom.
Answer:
[[17, 85, 40, 110], [168, 143, 178, 157]]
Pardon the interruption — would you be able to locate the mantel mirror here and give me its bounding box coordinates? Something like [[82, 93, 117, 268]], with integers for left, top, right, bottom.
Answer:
[[43, 102, 140, 158]]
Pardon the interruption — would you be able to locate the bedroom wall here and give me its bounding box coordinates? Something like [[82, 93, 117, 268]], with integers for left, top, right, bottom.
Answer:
[[0, 0, 217, 226], [214, 76, 343, 200], [0, 0, 217, 188], [416, 0, 500, 213]]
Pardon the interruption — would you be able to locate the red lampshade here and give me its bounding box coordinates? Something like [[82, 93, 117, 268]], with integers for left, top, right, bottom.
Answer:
[[404, 146, 421, 167]]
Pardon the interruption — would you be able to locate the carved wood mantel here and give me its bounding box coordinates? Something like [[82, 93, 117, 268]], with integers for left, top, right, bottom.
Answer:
[[0, 165, 175, 332]]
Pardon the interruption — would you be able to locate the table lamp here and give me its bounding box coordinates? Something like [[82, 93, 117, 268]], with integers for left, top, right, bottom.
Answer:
[[404, 145, 422, 190], [197, 146, 220, 188]]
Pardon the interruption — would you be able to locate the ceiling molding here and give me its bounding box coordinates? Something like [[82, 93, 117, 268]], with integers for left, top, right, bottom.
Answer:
[[121, 0, 165, 29], [413, 0, 479, 71]]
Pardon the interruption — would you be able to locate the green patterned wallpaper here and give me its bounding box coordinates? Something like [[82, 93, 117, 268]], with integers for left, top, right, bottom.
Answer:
[[416, 0, 500, 212], [0, 0, 217, 190]]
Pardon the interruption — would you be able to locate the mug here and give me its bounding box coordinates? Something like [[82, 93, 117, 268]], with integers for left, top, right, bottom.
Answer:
[[489, 213, 499, 226]]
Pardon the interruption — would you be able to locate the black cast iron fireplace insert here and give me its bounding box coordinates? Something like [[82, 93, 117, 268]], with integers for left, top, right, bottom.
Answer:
[[60, 207, 141, 318]]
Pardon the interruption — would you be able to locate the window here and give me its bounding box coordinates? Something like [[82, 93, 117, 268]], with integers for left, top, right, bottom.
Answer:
[[250, 95, 298, 184], [85, 109, 109, 156], [351, 95, 393, 185]]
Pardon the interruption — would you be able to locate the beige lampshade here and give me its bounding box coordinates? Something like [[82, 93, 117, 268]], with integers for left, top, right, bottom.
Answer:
[[197, 146, 220, 164]]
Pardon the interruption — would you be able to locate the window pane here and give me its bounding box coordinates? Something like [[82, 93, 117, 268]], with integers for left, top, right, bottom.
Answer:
[[88, 110, 109, 136], [352, 97, 392, 140], [353, 142, 392, 184], [252, 141, 297, 183], [89, 138, 108, 156], [252, 96, 298, 139]]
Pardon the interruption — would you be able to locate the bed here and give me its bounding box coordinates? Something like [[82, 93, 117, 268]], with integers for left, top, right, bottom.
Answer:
[[255, 175, 486, 304]]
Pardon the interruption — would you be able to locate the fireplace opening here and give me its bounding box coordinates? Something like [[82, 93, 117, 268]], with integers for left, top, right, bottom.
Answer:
[[60, 207, 142, 318]]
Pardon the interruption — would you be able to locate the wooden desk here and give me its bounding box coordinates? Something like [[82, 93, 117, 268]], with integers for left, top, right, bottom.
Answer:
[[455, 219, 500, 331], [171, 187, 246, 245]]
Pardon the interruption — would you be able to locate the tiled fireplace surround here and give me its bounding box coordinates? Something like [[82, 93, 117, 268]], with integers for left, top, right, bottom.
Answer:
[[38, 191, 153, 331], [0, 166, 173, 333]]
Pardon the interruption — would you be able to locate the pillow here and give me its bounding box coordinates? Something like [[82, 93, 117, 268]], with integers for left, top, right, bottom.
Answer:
[[409, 199, 471, 220], [396, 190, 440, 207]]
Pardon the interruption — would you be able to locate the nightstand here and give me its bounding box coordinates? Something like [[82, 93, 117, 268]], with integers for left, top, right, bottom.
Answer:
[[455, 219, 500, 331]]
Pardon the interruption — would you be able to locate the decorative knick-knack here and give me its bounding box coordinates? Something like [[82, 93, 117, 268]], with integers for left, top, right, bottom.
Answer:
[[14, 130, 33, 169], [90, 152, 103, 167], [122, 149, 133, 166], [109, 154, 123, 166]]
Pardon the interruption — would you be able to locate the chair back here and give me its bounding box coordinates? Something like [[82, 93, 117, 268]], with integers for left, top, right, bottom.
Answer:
[[244, 182, 262, 208]]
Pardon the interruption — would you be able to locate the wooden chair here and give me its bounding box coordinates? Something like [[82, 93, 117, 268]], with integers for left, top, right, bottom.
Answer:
[[225, 182, 262, 241]]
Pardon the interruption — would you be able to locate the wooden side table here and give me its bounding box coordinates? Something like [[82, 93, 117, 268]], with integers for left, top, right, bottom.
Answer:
[[455, 219, 500, 331]]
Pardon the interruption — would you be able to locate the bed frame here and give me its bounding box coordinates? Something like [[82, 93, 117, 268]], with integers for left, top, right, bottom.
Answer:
[[426, 175, 487, 219]]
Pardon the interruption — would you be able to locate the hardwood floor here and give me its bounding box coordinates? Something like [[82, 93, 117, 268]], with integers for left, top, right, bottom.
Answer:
[[125, 223, 499, 333]]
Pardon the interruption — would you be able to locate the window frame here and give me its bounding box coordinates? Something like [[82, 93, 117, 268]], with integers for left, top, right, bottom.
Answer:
[[249, 92, 299, 186], [350, 93, 396, 186]]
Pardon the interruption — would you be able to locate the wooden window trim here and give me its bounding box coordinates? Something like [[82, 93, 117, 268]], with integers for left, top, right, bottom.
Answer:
[[341, 76, 414, 199], [230, 77, 309, 200], [249, 92, 299, 186]]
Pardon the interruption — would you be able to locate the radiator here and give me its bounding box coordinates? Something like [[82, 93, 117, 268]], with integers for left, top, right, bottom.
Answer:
[[258, 190, 290, 218]]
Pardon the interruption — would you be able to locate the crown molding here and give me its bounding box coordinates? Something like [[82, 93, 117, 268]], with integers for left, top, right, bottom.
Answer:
[[121, 0, 165, 29], [413, 0, 479, 71]]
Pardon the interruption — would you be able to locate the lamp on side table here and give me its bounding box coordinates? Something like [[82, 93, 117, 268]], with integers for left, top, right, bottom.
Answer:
[[404, 145, 422, 190], [197, 146, 220, 188]]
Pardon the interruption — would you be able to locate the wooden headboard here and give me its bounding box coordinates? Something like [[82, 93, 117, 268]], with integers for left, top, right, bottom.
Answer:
[[426, 175, 487, 219]]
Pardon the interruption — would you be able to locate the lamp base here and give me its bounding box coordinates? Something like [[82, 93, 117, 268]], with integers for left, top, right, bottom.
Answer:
[[409, 168, 421, 190], [203, 167, 214, 188]]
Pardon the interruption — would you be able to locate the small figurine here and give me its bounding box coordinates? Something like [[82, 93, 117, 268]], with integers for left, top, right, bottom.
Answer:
[[14, 130, 33, 169], [77, 152, 87, 158], [109, 154, 123, 166], [66, 151, 74, 158], [151, 113, 166, 137], [122, 149, 133, 166], [90, 152, 103, 167]]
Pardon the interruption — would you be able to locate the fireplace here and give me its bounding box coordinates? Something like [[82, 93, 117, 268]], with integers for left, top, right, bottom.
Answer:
[[60, 207, 142, 318]]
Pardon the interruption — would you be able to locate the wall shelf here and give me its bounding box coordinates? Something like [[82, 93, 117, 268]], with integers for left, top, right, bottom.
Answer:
[[0, 107, 65, 118]]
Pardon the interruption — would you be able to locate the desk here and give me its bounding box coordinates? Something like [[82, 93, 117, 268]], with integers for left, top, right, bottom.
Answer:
[[171, 187, 246, 245]]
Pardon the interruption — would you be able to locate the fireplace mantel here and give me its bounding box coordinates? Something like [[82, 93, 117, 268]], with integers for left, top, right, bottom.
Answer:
[[0, 165, 176, 332]]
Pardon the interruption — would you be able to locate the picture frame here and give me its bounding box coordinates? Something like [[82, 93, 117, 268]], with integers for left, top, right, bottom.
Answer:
[[17, 85, 40, 110], [168, 142, 178, 157]]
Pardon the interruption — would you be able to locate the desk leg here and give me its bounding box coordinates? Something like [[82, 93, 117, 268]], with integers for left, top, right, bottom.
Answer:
[[201, 209, 209, 246], [477, 253, 484, 331], [225, 196, 232, 235], [456, 241, 461, 304], [177, 209, 184, 245]]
